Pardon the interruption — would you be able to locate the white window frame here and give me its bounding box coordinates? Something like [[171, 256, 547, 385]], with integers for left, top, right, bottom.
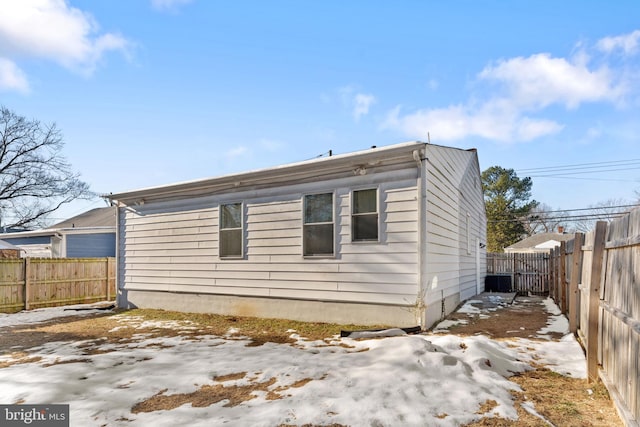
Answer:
[[351, 187, 380, 243], [219, 202, 244, 259], [302, 192, 335, 258]]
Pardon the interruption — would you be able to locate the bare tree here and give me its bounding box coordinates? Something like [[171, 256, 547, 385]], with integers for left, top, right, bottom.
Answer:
[[571, 198, 635, 233], [523, 203, 566, 235], [0, 107, 93, 230]]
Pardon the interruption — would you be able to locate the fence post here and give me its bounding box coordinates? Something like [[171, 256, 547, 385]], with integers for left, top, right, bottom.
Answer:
[[568, 233, 584, 334], [105, 258, 110, 301], [549, 247, 556, 302], [23, 258, 31, 310], [587, 221, 607, 382], [559, 241, 567, 313]]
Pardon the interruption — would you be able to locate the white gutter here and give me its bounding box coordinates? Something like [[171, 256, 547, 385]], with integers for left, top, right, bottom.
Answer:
[[413, 147, 427, 328]]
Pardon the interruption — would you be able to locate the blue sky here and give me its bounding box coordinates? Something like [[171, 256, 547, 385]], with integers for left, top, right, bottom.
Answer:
[[1, 0, 639, 223]]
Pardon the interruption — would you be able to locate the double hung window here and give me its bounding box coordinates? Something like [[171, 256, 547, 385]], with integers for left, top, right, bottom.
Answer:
[[352, 189, 378, 242], [220, 203, 243, 258], [303, 193, 334, 256]]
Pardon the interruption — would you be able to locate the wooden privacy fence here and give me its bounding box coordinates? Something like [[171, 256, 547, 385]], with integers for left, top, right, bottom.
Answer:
[[486, 252, 550, 294], [0, 257, 116, 313], [549, 209, 640, 426]]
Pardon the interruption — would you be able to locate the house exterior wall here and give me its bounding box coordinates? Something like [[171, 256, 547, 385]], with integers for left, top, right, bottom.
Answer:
[[422, 145, 487, 327], [66, 233, 116, 258], [118, 169, 421, 326], [113, 142, 487, 327]]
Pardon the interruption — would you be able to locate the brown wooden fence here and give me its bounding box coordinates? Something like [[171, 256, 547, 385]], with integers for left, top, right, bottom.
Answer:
[[486, 252, 550, 294], [549, 209, 640, 426], [0, 257, 115, 313]]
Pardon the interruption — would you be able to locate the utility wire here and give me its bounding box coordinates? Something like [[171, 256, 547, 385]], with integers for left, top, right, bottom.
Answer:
[[517, 158, 640, 173], [513, 158, 640, 183], [532, 204, 639, 213], [488, 212, 629, 224]]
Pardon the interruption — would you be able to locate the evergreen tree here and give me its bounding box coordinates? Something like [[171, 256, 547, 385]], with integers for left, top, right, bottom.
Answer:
[[482, 166, 538, 252]]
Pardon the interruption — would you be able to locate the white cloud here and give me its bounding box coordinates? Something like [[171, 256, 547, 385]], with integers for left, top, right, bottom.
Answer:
[[597, 29, 640, 56], [226, 146, 249, 158], [383, 40, 632, 143], [479, 53, 624, 109], [0, 58, 29, 93], [0, 0, 130, 82], [338, 86, 376, 121], [381, 103, 563, 143], [353, 93, 376, 120], [151, 0, 194, 12]]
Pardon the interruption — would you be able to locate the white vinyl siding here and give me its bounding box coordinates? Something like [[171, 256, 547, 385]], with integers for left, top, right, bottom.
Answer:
[[119, 171, 421, 307], [423, 145, 487, 304]]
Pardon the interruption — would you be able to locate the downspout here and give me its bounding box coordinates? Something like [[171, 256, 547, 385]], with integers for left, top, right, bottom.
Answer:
[[110, 199, 121, 308], [413, 148, 427, 328]]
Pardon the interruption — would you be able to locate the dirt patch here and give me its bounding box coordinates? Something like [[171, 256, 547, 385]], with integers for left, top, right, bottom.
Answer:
[[436, 296, 563, 340]]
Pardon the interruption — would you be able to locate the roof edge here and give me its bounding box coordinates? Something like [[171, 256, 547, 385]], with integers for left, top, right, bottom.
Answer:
[[108, 141, 428, 204]]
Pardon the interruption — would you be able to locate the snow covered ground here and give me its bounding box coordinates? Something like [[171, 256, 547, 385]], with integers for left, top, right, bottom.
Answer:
[[0, 298, 586, 427]]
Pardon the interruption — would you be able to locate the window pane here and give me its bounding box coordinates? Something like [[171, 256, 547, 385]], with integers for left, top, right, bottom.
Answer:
[[221, 203, 242, 229], [303, 223, 334, 256], [220, 229, 242, 257], [353, 214, 378, 241], [353, 189, 377, 214], [304, 193, 333, 223]]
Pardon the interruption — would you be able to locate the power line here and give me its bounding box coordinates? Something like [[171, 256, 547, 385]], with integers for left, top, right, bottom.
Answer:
[[513, 158, 640, 183], [517, 158, 640, 173], [527, 175, 637, 183], [488, 212, 628, 224], [486, 204, 638, 224], [526, 204, 639, 214]]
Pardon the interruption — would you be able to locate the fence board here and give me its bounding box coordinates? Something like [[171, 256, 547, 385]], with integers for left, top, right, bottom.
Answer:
[[486, 252, 549, 295], [493, 207, 640, 424], [0, 258, 116, 313], [545, 208, 640, 425]]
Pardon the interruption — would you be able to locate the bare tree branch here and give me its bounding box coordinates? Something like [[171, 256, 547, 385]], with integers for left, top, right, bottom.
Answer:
[[0, 107, 93, 229]]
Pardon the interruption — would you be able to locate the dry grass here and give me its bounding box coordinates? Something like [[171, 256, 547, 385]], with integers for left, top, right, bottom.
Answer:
[[0, 309, 384, 356], [131, 377, 278, 412], [132, 372, 319, 413], [463, 368, 622, 426], [440, 296, 623, 427]]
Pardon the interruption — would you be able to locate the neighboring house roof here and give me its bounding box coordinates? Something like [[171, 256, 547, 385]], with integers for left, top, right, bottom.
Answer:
[[49, 206, 116, 228], [0, 239, 22, 250], [0, 207, 116, 239], [505, 232, 574, 252]]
